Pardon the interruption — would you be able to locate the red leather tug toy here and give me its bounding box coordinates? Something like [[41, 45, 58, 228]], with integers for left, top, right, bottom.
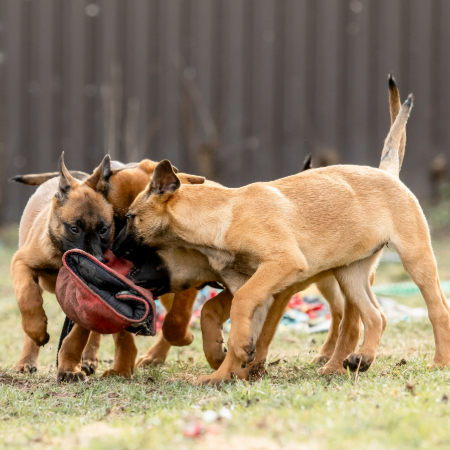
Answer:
[[56, 249, 156, 336]]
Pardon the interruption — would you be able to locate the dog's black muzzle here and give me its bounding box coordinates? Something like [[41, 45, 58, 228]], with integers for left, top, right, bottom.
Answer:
[[111, 227, 171, 297]]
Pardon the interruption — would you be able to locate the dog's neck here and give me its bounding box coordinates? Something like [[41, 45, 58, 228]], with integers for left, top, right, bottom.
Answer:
[[169, 185, 235, 251]]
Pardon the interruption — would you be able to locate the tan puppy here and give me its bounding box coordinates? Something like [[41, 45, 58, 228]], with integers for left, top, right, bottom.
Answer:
[[113, 94, 450, 385]]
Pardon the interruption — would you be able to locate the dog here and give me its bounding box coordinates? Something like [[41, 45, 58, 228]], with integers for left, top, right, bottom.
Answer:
[[11, 153, 115, 375], [110, 75, 405, 375], [112, 92, 450, 386]]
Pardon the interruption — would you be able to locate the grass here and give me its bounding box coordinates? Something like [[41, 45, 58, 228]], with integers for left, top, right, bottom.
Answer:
[[1, 227, 450, 449]]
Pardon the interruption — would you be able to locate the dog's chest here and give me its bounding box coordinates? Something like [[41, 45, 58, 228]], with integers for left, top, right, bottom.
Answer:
[[197, 246, 258, 292]]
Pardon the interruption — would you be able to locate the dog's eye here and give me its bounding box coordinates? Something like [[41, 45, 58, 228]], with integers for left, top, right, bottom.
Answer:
[[100, 227, 108, 235], [70, 226, 79, 234]]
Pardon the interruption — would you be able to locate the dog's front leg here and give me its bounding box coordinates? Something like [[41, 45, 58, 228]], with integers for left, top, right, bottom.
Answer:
[[228, 258, 307, 365], [162, 288, 198, 346], [15, 334, 40, 373], [81, 332, 102, 375], [102, 331, 137, 378], [57, 324, 90, 383], [196, 289, 294, 385], [11, 254, 49, 347], [201, 289, 233, 369]]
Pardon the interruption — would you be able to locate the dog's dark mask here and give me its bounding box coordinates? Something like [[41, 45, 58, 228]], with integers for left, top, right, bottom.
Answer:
[[111, 223, 171, 297]]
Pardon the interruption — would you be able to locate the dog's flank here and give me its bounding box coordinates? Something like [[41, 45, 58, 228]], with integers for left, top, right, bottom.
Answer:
[[379, 94, 413, 176]]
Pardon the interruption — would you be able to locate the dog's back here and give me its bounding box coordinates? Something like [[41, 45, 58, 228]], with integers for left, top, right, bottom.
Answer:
[[18, 178, 58, 249]]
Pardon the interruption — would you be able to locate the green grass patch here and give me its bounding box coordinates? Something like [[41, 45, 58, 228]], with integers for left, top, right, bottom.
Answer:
[[1, 230, 450, 449]]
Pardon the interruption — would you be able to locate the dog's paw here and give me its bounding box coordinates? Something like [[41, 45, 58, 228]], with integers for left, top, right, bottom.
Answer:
[[343, 353, 373, 372], [136, 351, 167, 367], [81, 357, 98, 375], [318, 364, 347, 375], [427, 360, 450, 370], [194, 374, 233, 386], [205, 345, 227, 370], [310, 354, 330, 366], [101, 369, 132, 379], [15, 362, 38, 374], [228, 329, 256, 364], [163, 331, 194, 347], [27, 329, 50, 347], [57, 370, 87, 384], [234, 340, 256, 364]]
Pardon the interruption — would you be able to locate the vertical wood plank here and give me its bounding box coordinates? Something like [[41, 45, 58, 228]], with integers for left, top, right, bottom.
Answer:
[[250, 0, 276, 182], [64, 0, 87, 169], [1, 0, 27, 223], [218, 0, 245, 186], [156, 0, 181, 164], [314, 0, 339, 159]]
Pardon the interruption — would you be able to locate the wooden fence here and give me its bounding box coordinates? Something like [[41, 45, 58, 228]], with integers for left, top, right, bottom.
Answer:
[[1, 0, 449, 223]]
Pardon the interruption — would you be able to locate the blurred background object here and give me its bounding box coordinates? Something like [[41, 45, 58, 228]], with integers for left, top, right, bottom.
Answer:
[[0, 0, 450, 223]]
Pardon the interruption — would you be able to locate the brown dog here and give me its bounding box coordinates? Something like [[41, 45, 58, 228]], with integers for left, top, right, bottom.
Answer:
[[17, 161, 210, 378], [13, 157, 207, 380], [11, 153, 115, 373], [113, 93, 450, 385]]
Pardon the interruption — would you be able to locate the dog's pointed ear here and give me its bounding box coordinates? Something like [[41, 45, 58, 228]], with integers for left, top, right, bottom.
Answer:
[[58, 152, 76, 196], [148, 160, 181, 197], [302, 154, 312, 171], [178, 173, 205, 185], [84, 155, 112, 193]]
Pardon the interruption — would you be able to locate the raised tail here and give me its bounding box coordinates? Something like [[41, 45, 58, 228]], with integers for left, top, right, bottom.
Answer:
[[10, 170, 88, 186], [379, 94, 413, 177], [388, 74, 407, 169]]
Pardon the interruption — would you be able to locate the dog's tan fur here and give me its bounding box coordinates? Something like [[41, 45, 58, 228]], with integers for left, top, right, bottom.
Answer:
[[117, 94, 450, 384]]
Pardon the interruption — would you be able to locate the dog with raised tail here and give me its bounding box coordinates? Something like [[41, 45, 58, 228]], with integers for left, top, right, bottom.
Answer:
[[113, 92, 449, 385]]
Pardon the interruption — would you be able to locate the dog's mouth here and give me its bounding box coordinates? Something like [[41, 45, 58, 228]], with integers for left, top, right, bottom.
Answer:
[[127, 267, 170, 297]]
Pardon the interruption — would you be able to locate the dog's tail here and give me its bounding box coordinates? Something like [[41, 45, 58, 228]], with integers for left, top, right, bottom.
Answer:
[[10, 171, 88, 186], [379, 87, 413, 177], [387, 74, 407, 169]]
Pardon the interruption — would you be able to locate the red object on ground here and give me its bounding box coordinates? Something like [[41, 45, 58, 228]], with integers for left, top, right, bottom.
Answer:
[[55, 249, 156, 335]]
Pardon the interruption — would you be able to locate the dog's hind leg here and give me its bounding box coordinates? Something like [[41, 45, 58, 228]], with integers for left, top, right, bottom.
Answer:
[[57, 324, 90, 383], [15, 334, 40, 373], [394, 239, 450, 368], [136, 294, 174, 367], [81, 332, 102, 375], [102, 331, 137, 378], [135, 288, 198, 369], [333, 254, 385, 373], [312, 275, 345, 365], [162, 288, 198, 346], [136, 334, 171, 367], [319, 301, 362, 375], [201, 289, 233, 370]]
